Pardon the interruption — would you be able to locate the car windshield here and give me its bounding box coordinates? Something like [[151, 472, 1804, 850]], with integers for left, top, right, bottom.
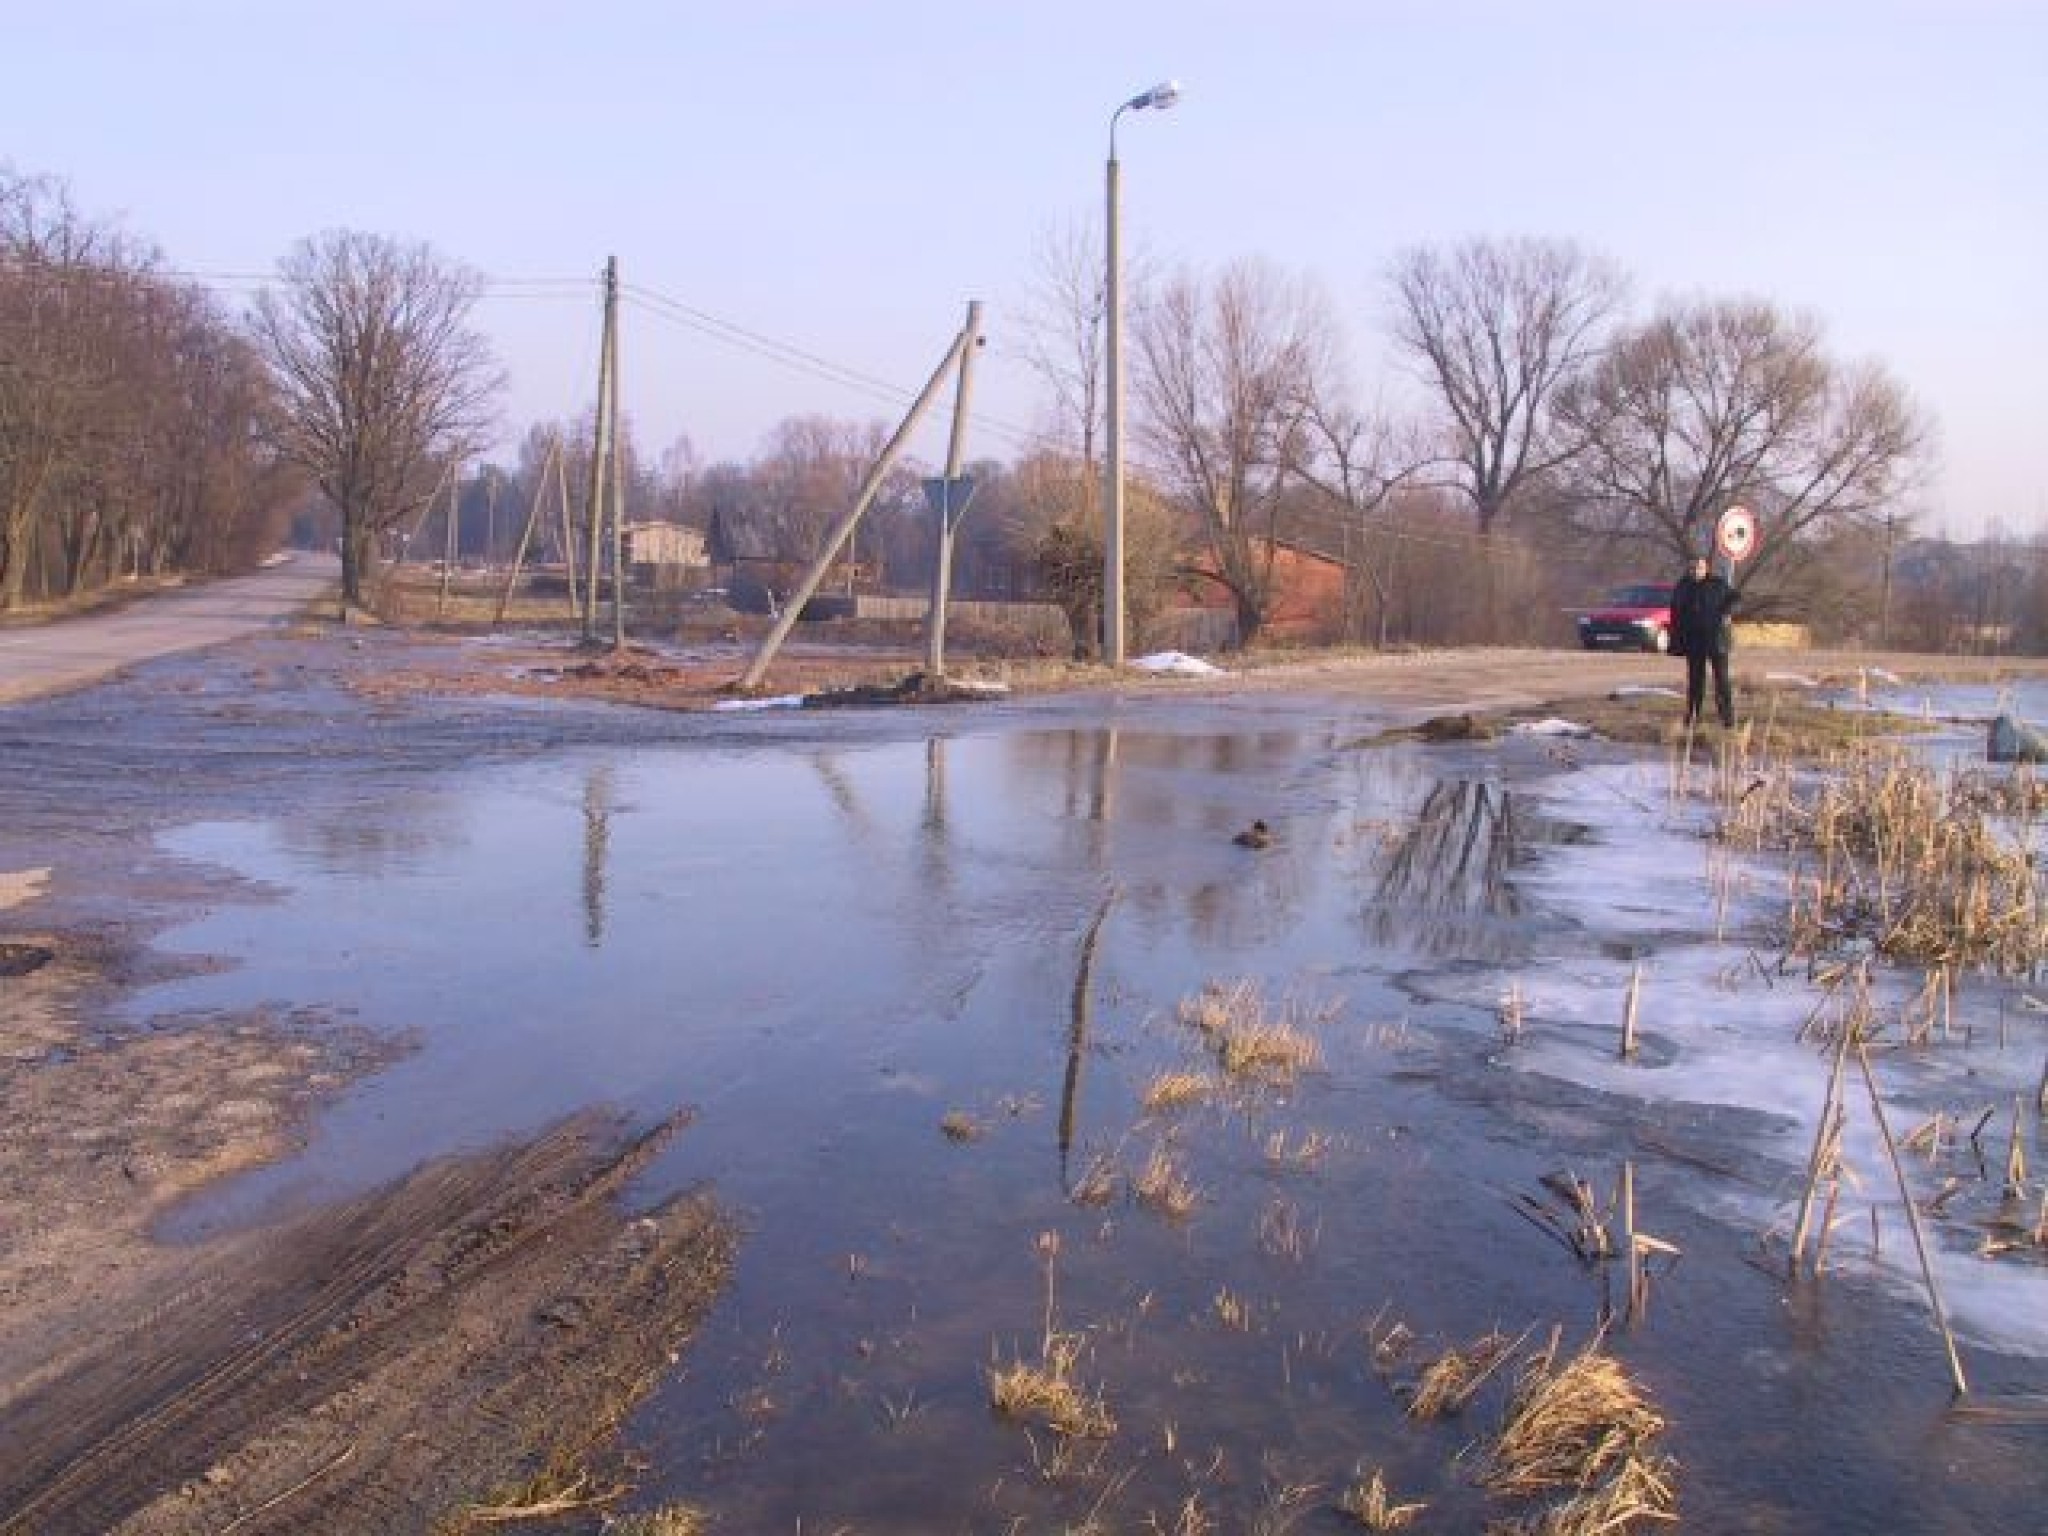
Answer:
[[1606, 585, 1670, 607]]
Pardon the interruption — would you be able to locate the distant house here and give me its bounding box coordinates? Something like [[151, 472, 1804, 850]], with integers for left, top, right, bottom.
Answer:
[[1179, 507, 1358, 644], [622, 520, 707, 572]]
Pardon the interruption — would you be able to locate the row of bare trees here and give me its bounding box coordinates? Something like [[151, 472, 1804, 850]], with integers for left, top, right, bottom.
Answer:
[[0, 169, 299, 610], [1014, 233, 1932, 649], [0, 162, 1957, 650]]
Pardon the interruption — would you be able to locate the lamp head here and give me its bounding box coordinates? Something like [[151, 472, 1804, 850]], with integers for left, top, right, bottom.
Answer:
[[1127, 79, 1183, 112]]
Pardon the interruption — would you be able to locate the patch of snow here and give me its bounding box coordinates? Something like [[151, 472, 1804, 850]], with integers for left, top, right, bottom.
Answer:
[[1763, 672, 1820, 688], [1130, 651, 1224, 677], [0, 867, 52, 912], [1610, 685, 1681, 700], [712, 694, 805, 712], [1511, 717, 1594, 738]]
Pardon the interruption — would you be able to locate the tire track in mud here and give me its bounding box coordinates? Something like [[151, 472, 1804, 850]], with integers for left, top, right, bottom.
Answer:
[[1, 1110, 735, 1536]]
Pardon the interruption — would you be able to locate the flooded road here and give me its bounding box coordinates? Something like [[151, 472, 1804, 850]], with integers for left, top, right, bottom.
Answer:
[[5, 635, 2045, 1531]]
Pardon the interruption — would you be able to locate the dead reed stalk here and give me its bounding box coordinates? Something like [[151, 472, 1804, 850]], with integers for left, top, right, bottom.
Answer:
[[1857, 1044, 1970, 1397], [1619, 965, 1642, 1060], [1731, 746, 2048, 974]]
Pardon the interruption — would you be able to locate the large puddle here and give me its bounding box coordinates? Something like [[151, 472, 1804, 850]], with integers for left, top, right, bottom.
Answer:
[[140, 695, 2047, 1530]]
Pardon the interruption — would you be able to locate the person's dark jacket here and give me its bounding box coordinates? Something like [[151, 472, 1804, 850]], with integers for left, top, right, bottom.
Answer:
[[1670, 570, 1739, 658]]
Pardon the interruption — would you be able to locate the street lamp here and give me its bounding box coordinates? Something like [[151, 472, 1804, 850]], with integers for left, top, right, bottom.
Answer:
[[1103, 77, 1181, 667]]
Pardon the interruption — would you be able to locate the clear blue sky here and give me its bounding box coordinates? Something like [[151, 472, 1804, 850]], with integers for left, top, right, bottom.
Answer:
[[8, 0, 2044, 535]]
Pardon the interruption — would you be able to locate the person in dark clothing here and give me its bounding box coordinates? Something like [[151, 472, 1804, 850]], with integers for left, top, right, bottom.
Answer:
[[1670, 554, 1739, 727]]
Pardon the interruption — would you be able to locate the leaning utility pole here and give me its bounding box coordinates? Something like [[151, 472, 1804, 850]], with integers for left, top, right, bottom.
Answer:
[[496, 433, 561, 626], [581, 257, 619, 644], [922, 299, 984, 679], [738, 311, 976, 691]]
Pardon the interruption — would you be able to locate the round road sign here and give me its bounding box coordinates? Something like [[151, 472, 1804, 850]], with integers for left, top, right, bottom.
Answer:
[[1716, 505, 1758, 564]]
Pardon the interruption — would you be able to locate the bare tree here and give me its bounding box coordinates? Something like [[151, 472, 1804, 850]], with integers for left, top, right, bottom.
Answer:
[[1134, 258, 1328, 646], [250, 230, 500, 608], [0, 170, 135, 608], [1288, 373, 1430, 646], [1388, 236, 1624, 535], [1555, 297, 1928, 596], [750, 415, 888, 567], [1018, 220, 1108, 468]]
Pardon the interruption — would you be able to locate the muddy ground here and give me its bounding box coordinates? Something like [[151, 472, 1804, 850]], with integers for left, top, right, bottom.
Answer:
[[3, 623, 2044, 1532]]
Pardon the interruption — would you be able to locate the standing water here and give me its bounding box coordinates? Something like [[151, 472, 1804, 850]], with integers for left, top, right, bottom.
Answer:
[[142, 693, 2047, 1531]]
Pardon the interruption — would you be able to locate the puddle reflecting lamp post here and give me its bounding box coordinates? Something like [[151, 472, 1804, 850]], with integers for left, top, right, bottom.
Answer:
[[1103, 78, 1181, 668]]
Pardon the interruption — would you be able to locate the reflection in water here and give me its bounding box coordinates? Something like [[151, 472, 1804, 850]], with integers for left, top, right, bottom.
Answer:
[[1058, 893, 1113, 1191], [922, 736, 948, 840], [809, 753, 875, 843], [280, 790, 471, 878], [1367, 778, 1524, 959], [581, 764, 612, 946]]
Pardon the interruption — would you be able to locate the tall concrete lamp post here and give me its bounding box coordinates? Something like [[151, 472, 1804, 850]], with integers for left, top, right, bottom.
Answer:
[[1102, 78, 1181, 667]]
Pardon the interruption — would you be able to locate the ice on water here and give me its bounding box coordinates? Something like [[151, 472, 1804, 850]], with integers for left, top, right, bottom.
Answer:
[[1462, 750, 2048, 1358]]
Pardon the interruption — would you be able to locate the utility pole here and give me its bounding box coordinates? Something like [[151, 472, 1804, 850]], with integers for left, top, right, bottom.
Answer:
[[923, 299, 984, 679], [609, 290, 627, 652], [438, 463, 459, 616], [739, 313, 974, 691], [581, 256, 619, 644]]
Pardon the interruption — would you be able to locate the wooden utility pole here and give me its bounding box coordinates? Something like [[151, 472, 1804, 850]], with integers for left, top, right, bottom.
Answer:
[[923, 299, 984, 679], [609, 294, 627, 651], [555, 443, 578, 612], [581, 257, 619, 644], [438, 463, 459, 616], [737, 312, 975, 691]]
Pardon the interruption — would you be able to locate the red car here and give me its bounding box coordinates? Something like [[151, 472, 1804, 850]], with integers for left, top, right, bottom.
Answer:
[[1576, 582, 1674, 652]]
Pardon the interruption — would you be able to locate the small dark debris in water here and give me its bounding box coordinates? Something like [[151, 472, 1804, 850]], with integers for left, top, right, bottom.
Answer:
[[0, 942, 54, 978], [1233, 820, 1274, 850], [1416, 713, 1495, 742], [804, 672, 998, 709], [1987, 713, 2048, 764]]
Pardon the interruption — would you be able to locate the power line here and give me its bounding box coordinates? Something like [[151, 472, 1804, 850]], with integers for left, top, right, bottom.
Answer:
[[619, 279, 1046, 453]]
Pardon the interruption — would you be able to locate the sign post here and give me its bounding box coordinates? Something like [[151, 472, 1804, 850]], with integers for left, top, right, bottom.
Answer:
[[1715, 504, 1758, 577]]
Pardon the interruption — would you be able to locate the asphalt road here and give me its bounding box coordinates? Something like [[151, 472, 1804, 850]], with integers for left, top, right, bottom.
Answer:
[[0, 554, 339, 704]]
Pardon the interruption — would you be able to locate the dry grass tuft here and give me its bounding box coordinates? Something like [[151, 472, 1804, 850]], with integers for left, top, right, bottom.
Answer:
[[1212, 1287, 1253, 1331], [1142, 1069, 1214, 1113], [1485, 1337, 1668, 1499], [988, 1333, 1117, 1439], [1337, 1469, 1426, 1530], [1493, 1452, 1680, 1535], [1258, 1197, 1318, 1262], [1407, 1330, 1516, 1420], [1262, 1128, 1334, 1170], [607, 1506, 710, 1536], [940, 1110, 986, 1142], [1134, 1144, 1201, 1220], [1068, 1154, 1120, 1207], [1178, 980, 1327, 1084]]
